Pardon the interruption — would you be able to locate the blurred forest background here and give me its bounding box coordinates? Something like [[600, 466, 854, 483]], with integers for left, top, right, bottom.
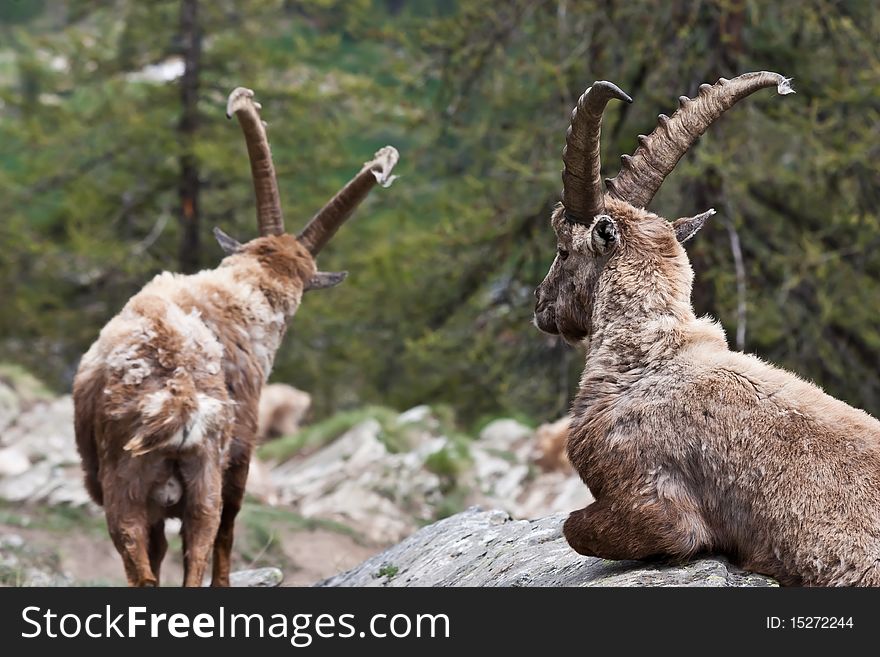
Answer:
[[0, 0, 878, 428]]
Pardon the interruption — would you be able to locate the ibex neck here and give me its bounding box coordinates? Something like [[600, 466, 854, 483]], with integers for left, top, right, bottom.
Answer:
[[579, 297, 729, 399], [220, 254, 306, 319], [584, 246, 711, 367], [589, 303, 689, 363]]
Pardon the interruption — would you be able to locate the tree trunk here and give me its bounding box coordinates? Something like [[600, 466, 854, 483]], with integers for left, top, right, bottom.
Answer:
[[178, 0, 202, 273]]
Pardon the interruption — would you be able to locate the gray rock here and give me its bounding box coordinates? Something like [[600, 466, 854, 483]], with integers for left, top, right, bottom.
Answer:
[[230, 567, 284, 587], [0, 446, 30, 477], [396, 405, 433, 425], [21, 569, 75, 587], [0, 459, 91, 507], [270, 419, 442, 543], [317, 507, 778, 588], [6, 396, 79, 464], [478, 418, 533, 451]]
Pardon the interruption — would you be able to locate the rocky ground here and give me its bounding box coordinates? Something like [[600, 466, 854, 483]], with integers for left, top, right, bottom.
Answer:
[[0, 367, 586, 586]]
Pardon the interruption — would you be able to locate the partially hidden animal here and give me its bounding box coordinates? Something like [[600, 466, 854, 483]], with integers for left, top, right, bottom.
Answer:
[[73, 87, 398, 586], [533, 71, 880, 586], [257, 383, 311, 442]]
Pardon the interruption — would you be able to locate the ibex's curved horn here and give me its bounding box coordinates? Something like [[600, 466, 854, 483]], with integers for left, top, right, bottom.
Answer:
[[605, 71, 794, 209], [297, 146, 398, 256], [226, 87, 285, 236], [562, 81, 632, 224]]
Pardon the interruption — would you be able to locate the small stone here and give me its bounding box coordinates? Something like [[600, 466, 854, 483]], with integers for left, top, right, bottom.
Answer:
[[478, 419, 533, 450], [396, 405, 433, 425], [229, 567, 284, 587], [0, 533, 25, 549], [0, 447, 30, 477]]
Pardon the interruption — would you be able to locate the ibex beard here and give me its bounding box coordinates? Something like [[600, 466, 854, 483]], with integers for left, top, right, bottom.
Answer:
[[535, 73, 880, 586], [73, 87, 398, 587]]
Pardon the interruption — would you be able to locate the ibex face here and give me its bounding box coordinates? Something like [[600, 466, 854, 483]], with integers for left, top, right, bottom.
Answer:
[[535, 73, 793, 343], [535, 200, 713, 344], [534, 206, 619, 343]]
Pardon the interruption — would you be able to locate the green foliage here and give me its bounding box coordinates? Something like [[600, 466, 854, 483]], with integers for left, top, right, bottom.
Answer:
[[0, 362, 54, 400], [1, 1, 878, 424], [423, 442, 469, 482], [430, 487, 469, 522], [0, 500, 105, 535], [376, 563, 398, 578]]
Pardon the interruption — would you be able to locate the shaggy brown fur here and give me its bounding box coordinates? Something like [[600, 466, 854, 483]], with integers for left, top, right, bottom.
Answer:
[[534, 197, 880, 586], [74, 235, 316, 586]]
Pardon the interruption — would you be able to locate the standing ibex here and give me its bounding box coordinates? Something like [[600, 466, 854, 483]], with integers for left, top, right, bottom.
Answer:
[[534, 71, 880, 586], [73, 87, 398, 586]]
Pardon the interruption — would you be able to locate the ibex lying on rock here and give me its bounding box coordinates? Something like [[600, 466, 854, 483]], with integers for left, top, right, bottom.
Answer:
[[73, 87, 398, 586], [534, 71, 880, 586]]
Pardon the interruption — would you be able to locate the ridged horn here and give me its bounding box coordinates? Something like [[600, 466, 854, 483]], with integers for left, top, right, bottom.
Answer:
[[297, 146, 399, 256], [226, 87, 284, 236], [605, 71, 794, 209], [562, 81, 632, 223]]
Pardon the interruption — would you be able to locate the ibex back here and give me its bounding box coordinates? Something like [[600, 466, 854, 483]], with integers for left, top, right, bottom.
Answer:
[[534, 72, 880, 586], [73, 88, 398, 586]]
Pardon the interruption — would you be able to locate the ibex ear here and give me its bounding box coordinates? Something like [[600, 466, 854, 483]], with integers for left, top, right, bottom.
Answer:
[[673, 209, 715, 244], [213, 226, 243, 255], [305, 271, 347, 292], [590, 215, 618, 254]]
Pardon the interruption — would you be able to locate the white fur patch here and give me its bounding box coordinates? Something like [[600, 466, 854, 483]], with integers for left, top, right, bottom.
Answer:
[[188, 267, 288, 379], [177, 393, 227, 449], [165, 305, 223, 364], [101, 312, 160, 386], [643, 314, 678, 333], [78, 342, 103, 373], [106, 343, 153, 385], [141, 389, 170, 418]]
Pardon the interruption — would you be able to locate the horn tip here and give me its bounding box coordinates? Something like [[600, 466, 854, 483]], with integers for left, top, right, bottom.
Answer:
[[590, 80, 633, 104], [373, 145, 400, 162], [226, 86, 256, 119], [777, 76, 796, 95], [367, 146, 400, 187]]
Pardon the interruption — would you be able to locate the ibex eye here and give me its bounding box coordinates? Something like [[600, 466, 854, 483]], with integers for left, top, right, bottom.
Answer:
[[558, 249, 569, 260]]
